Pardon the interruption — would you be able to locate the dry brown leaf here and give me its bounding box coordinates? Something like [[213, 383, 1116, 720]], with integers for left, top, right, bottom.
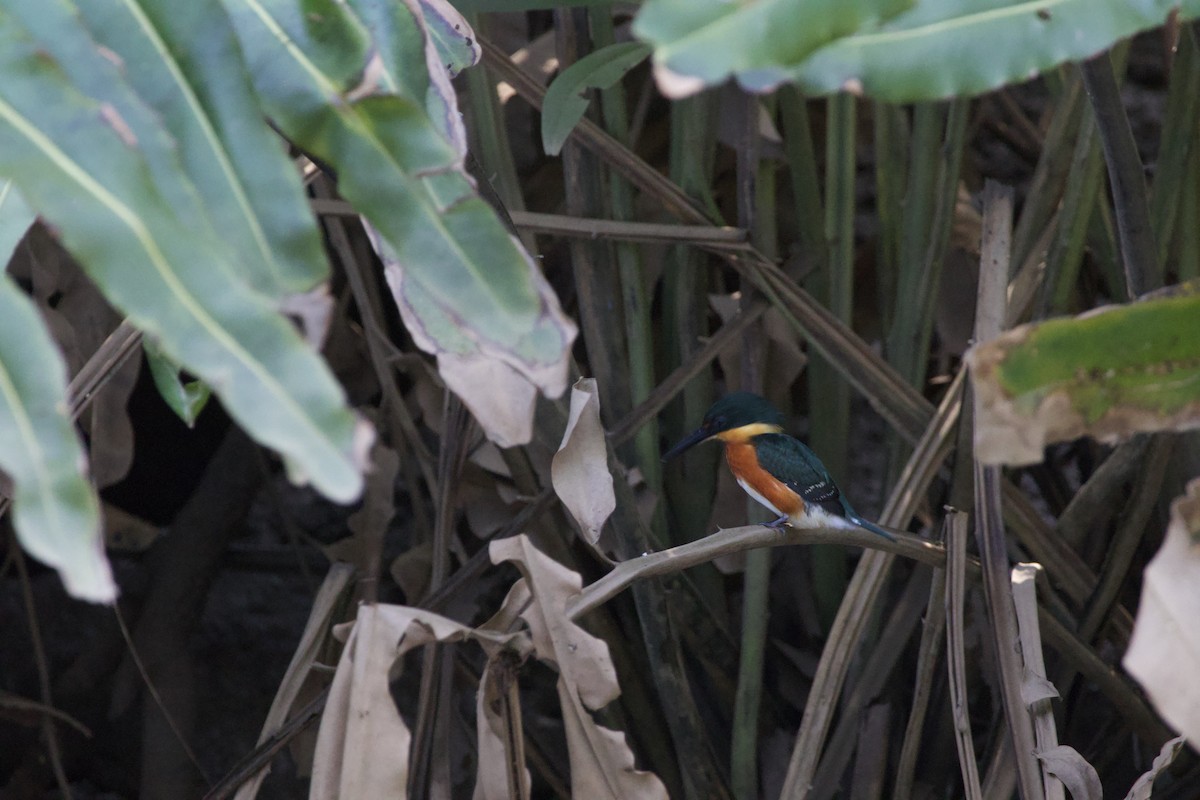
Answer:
[[1123, 477, 1200, 744], [102, 502, 160, 552], [236, 563, 354, 800], [436, 352, 539, 448], [278, 284, 334, 350], [490, 535, 668, 799], [550, 378, 615, 543], [328, 443, 400, 571], [1034, 745, 1101, 800], [311, 603, 526, 800], [474, 582, 534, 800], [389, 540, 433, 602], [310, 605, 411, 799], [1123, 735, 1186, 800]]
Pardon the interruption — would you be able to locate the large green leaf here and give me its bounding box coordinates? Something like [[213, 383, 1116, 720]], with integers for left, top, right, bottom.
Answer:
[[0, 183, 112, 601], [0, 6, 369, 506], [633, 0, 912, 96], [967, 284, 1200, 465], [223, 0, 576, 446], [72, 0, 329, 298], [635, 0, 1197, 102]]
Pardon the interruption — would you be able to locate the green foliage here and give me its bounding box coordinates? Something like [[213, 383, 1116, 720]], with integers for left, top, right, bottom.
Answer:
[[0, 182, 111, 601], [635, 0, 1199, 101], [144, 341, 212, 428], [0, 0, 574, 600], [542, 42, 651, 156], [971, 286, 1200, 464]]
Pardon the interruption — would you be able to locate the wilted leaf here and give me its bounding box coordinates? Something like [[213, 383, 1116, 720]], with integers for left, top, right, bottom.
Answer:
[[346, 444, 400, 553], [968, 289, 1200, 465], [490, 535, 668, 799], [474, 582, 535, 800], [551, 378, 616, 543], [1123, 735, 1186, 800], [542, 41, 651, 156], [311, 602, 527, 800], [1035, 745, 1102, 800], [310, 605, 411, 800], [0, 3, 371, 503], [475, 653, 530, 800], [1124, 477, 1200, 743]]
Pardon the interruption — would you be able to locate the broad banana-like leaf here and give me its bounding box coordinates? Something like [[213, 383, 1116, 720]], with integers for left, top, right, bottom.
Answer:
[[73, 0, 329, 298], [967, 286, 1200, 465], [636, 0, 1198, 102], [0, 6, 370, 506], [223, 0, 576, 447], [0, 182, 112, 601]]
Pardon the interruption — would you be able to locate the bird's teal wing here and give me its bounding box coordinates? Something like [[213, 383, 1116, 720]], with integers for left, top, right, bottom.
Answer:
[[752, 434, 846, 518]]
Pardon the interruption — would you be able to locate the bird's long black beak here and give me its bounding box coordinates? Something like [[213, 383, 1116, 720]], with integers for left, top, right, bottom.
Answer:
[[662, 425, 712, 462]]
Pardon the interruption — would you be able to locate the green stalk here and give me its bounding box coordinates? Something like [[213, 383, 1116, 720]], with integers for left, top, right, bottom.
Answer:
[[663, 94, 721, 544], [1150, 26, 1200, 272], [872, 102, 910, 331], [1180, 143, 1200, 281], [1011, 74, 1085, 269], [590, 10, 659, 487], [1082, 49, 1159, 296], [1038, 112, 1103, 316], [887, 103, 941, 386], [731, 92, 777, 800], [553, 10, 631, 423], [806, 92, 857, 630], [891, 100, 968, 387], [461, 13, 533, 252]]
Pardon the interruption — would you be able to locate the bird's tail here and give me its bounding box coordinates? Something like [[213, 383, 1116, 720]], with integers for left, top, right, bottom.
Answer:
[[848, 515, 896, 542]]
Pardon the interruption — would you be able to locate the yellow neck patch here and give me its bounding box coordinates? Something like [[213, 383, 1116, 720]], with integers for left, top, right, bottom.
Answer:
[[714, 422, 783, 442]]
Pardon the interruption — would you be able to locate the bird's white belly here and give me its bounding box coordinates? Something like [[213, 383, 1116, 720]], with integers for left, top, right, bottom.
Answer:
[[736, 477, 854, 529], [736, 476, 785, 517]]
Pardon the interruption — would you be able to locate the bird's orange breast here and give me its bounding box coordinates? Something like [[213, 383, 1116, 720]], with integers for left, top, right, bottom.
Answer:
[[724, 441, 805, 517]]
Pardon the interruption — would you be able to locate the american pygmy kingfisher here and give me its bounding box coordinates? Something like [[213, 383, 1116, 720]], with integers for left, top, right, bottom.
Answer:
[[664, 392, 894, 541]]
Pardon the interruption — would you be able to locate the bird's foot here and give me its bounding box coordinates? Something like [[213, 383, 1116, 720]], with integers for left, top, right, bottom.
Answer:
[[762, 515, 790, 530]]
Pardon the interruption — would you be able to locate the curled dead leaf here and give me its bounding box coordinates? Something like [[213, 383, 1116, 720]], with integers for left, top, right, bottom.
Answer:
[[1123, 477, 1200, 744], [551, 378, 615, 544]]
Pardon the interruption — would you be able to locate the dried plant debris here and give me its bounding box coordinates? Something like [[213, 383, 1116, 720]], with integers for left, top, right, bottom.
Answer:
[[1124, 477, 1200, 744], [969, 289, 1200, 465]]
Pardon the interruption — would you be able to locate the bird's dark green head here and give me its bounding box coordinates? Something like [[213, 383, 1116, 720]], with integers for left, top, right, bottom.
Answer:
[[662, 392, 785, 461]]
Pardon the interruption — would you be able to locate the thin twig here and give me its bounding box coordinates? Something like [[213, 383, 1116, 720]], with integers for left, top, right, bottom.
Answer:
[[567, 523, 938, 620], [113, 604, 210, 786], [12, 540, 72, 797], [945, 511, 984, 800], [892, 531, 947, 800], [973, 181, 1042, 800], [204, 688, 328, 800], [1012, 563, 1066, 800]]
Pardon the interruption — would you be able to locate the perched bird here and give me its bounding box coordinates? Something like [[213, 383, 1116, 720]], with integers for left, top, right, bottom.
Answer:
[[663, 392, 894, 541]]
